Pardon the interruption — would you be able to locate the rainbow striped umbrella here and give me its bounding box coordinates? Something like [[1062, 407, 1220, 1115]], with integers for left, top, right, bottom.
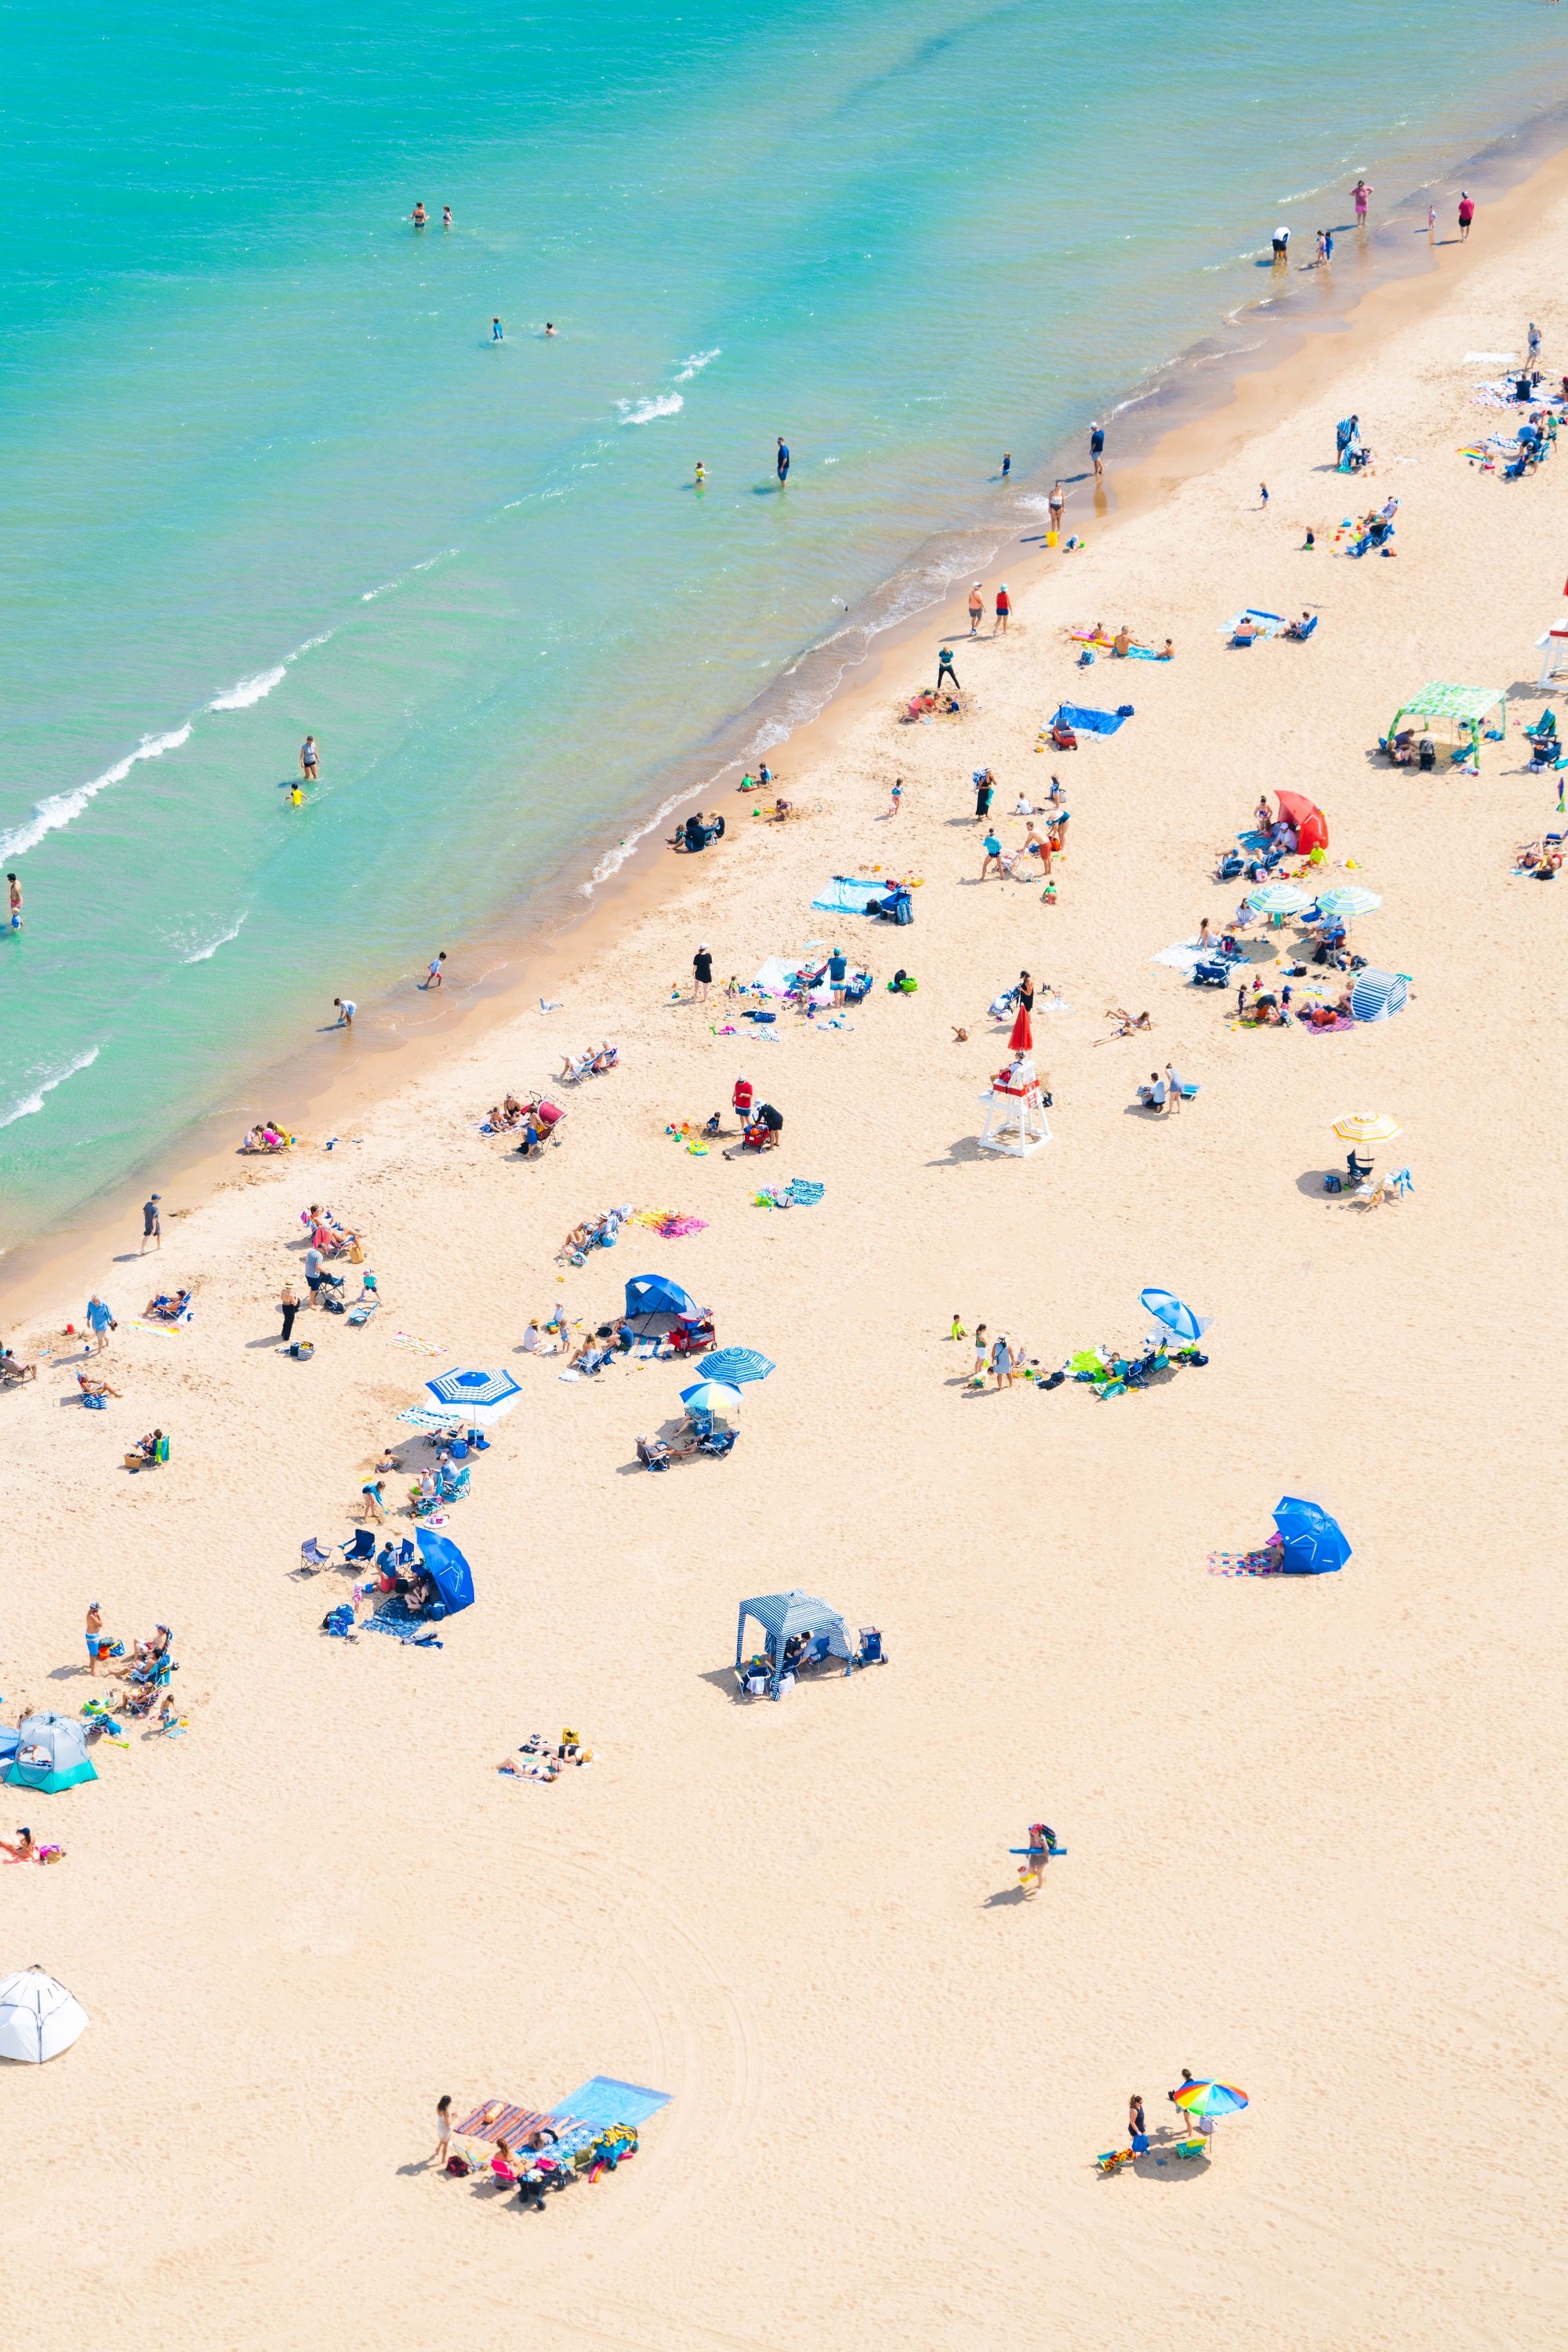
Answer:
[[1173, 2080, 1248, 2118]]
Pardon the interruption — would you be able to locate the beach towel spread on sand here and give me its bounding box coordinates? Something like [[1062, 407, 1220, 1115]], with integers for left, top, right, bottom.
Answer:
[[811, 877, 884, 914], [1051, 702, 1134, 735], [1218, 609, 1286, 638]]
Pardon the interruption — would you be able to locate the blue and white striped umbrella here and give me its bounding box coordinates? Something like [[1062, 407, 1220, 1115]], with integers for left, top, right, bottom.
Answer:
[[1348, 968, 1409, 1023], [1315, 885, 1382, 918], [1247, 881, 1309, 917], [697, 1348, 775, 1385], [426, 1367, 523, 1406], [679, 1379, 744, 1417], [1138, 1288, 1211, 1345]]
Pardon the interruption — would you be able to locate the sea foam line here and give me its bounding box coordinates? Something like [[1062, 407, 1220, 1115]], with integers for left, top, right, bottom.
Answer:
[[674, 348, 721, 383], [616, 393, 684, 426], [0, 1044, 101, 1130], [183, 912, 249, 964], [207, 664, 288, 712], [0, 728, 192, 861]]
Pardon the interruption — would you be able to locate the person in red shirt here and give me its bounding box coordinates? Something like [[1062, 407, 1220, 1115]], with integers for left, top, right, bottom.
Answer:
[[732, 1077, 753, 1127], [994, 583, 1011, 635], [1458, 191, 1475, 241]]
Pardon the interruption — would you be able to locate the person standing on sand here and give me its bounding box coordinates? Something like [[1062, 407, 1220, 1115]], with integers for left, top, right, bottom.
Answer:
[[85, 1601, 104, 1678], [1048, 480, 1065, 535], [436, 2096, 453, 2165], [86, 1295, 114, 1355], [691, 942, 713, 1001], [1089, 420, 1105, 476], [141, 1193, 161, 1254], [971, 1324, 989, 1384], [887, 777, 904, 816], [936, 646, 960, 695], [968, 583, 985, 636], [828, 946, 848, 1007], [300, 736, 319, 783], [1352, 177, 1371, 227], [975, 771, 995, 821], [278, 1283, 299, 1345], [994, 583, 1011, 633], [1458, 191, 1474, 241]]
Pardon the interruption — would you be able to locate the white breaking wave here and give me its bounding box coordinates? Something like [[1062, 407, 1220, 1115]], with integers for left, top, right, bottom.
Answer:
[[616, 393, 684, 426], [183, 912, 248, 964], [0, 726, 193, 861], [207, 663, 288, 712], [0, 1044, 100, 1129], [674, 348, 721, 383]]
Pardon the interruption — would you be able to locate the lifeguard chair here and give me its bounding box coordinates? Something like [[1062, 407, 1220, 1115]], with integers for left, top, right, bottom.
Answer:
[[978, 1055, 1052, 1156]]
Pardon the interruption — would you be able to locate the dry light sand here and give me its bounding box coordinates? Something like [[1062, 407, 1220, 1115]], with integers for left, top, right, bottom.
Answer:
[[3, 165, 1567, 2352]]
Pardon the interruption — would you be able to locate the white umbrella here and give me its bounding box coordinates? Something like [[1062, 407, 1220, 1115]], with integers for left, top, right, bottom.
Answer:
[[0, 1967, 89, 2063]]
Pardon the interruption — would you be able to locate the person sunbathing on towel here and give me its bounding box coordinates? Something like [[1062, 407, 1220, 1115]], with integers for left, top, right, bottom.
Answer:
[[78, 1369, 122, 1399], [1157, 638, 1174, 659], [1095, 1008, 1152, 1042]]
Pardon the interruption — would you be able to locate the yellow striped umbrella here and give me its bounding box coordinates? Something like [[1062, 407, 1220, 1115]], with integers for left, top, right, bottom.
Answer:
[[1331, 1111, 1401, 1145]]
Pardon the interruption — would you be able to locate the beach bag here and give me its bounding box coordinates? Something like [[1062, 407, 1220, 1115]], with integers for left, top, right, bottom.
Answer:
[[349, 1240, 364, 1264], [445, 2152, 473, 2176]]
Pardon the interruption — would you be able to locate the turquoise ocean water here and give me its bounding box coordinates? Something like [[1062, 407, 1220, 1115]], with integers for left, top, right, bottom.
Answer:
[[3, 0, 1566, 1246]]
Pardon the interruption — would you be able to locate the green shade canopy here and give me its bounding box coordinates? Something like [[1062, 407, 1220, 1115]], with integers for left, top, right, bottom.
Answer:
[[1388, 681, 1506, 737]]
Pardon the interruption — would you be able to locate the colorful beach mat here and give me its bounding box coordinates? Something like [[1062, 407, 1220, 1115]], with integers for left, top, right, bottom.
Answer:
[[1207, 1547, 1283, 1577]]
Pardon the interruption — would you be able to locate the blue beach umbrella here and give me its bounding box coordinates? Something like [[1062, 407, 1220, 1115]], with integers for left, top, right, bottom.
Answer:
[[698, 1348, 775, 1385], [416, 1528, 475, 1616], [1271, 1496, 1351, 1575], [426, 1367, 522, 1407], [1138, 1288, 1212, 1345], [679, 1379, 744, 1418]]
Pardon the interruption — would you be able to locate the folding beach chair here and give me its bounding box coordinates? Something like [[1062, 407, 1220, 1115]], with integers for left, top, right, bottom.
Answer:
[[339, 1528, 376, 1563], [299, 1537, 332, 1572]]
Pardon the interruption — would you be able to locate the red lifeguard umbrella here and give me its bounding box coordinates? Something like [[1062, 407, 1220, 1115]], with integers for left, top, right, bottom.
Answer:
[[1274, 789, 1328, 856], [1008, 1004, 1033, 1051]]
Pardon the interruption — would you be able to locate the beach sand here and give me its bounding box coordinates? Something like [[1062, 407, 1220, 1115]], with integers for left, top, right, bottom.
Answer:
[[3, 160, 1567, 2352]]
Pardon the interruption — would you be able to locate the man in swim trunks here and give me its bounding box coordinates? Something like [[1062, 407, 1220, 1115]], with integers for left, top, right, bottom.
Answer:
[[300, 735, 319, 782], [1089, 420, 1105, 476]]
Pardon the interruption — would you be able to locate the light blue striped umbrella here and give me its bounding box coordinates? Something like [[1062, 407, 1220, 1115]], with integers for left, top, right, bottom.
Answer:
[[1315, 885, 1382, 918], [1138, 1288, 1211, 1345], [1247, 881, 1309, 918], [698, 1348, 775, 1385], [679, 1380, 744, 1417], [1349, 968, 1409, 1022], [426, 1367, 522, 1406]]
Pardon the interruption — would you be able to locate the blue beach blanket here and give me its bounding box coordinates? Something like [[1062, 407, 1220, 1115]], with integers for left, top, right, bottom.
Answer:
[[811, 877, 884, 914], [1052, 702, 1134, 735], [550, 2076, 672, 2132], [361, 1599, 444, 1646]]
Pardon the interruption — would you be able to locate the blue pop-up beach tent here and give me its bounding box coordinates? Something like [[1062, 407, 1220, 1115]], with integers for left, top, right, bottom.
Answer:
[[1053, 702, 1134, 735], [624, 1273, 697, 1327], [417, 1529, 475, 1616], [5, 1712, 99, 1793]]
